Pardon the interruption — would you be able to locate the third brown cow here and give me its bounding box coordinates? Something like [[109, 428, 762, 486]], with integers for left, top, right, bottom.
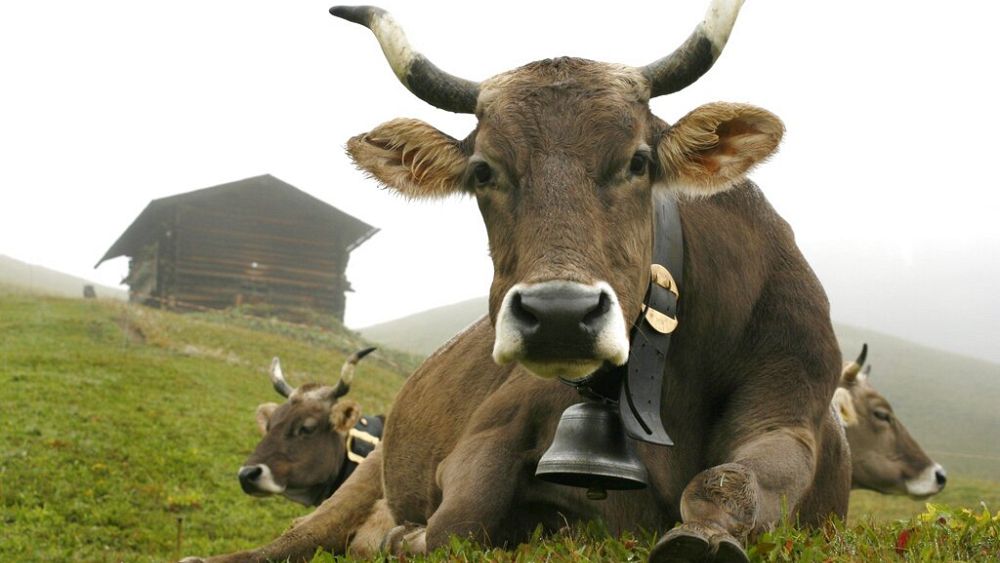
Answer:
[[834, 344, 947, 498]]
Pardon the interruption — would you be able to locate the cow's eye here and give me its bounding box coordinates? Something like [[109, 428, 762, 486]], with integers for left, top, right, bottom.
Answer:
[[629, 153, 649, 176], [299, 423, 317, 435], [873, 409, 892, 423], [472, 162, 494, 186]]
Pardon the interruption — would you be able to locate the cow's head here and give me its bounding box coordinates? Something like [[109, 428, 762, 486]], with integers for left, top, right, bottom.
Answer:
[[335, 0, 782, 380], [238, 348, 375, 506], [832, 344, 946, 498]]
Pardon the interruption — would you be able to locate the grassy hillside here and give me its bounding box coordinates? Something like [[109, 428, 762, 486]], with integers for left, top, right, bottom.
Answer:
[[2, 288, 998, 561], [358, 296, 487, 357], [0, 286, 414, 561], [0, 254, 127, 300]]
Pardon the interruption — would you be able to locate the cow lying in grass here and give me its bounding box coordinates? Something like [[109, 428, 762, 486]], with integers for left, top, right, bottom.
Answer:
[[195, 345, 944, 562], [834, 344, 947, 499], [237, 343, 942, 511], [237, 348, 385, 507], [181, 0, 936, 559]]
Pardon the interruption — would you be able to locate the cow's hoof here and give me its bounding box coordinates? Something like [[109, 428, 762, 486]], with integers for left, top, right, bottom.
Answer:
[[712, 535, 748, 563], [649, 522, 748, 563], [650, 525, 710, 561], [381, 523, 427, 555]]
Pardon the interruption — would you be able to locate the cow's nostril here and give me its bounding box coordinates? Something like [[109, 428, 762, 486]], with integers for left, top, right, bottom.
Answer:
[[935, 468, 947, 487], [239, 466, 263, 483], [509, 292, 540, 328], [581, 291, 612, 328]]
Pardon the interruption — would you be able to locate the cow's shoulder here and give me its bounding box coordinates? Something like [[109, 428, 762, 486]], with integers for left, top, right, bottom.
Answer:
[[389, 316, 510, 437]]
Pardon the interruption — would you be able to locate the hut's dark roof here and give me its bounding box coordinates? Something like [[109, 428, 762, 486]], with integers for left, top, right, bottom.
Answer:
[[96, 174, 378, 267]]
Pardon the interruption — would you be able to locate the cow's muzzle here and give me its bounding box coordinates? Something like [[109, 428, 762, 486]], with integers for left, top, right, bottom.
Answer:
[[492, 281, 629, 380], [905, 463, 947, 498], [238, 464, 284, 496]]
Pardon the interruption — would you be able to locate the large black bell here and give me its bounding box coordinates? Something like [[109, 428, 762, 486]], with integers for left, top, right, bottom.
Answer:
[[536, 401, 649, 499]]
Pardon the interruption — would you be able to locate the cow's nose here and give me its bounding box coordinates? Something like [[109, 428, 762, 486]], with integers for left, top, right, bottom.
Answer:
[[934, 466, 947, 487], [238, 465, 263, 492], [493, 281, 630, 377], [507, 283, 611, 358]]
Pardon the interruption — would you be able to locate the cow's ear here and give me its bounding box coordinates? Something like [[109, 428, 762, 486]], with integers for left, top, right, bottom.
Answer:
[[831, 388, 858, 428], [347, 118, 467, 198], [255, 403, 279, 435], [658, 103, 783, 197], [330, 400, 362, 434]]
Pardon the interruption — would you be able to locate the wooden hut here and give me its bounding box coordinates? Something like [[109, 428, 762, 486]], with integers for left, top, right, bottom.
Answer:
[[96, 174, 378, 321]]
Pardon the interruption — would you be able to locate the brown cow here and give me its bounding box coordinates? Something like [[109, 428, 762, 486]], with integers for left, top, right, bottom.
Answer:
[[238, 348, 382, 507], [834, 344, 947, 498], [186, 1, 850, 561]]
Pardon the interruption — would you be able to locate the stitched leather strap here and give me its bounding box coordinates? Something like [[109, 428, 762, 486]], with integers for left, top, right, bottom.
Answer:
[[618, 191, 681, 446]]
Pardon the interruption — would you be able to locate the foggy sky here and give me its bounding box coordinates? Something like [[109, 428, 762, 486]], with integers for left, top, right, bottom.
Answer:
[[1, 1, 997, 363]]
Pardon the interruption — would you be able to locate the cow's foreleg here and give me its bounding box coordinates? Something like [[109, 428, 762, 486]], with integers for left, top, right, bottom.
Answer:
[[385, 440, 523, 555], [425, 440, 527, 552], [650, 428, 819, 563], [185, 447, 386, 563], [385, 425, 549, 556]]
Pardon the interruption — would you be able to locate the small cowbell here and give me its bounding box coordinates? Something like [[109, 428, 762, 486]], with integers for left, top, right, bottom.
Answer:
[[536, 401, 649, 500]]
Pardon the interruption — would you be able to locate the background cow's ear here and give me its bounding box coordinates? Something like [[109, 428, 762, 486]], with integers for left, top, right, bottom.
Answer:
[[657, 103, 783, 197], [831, 388, 858, 427], [330, 400, 362, 434], [347, 118, 467, 199], [255, 403, 279, 435]]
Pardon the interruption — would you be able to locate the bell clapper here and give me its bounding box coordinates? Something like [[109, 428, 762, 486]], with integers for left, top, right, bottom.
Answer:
[[587, 487, 608, 501]]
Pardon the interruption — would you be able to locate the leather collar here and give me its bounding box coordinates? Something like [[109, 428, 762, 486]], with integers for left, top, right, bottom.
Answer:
[[561, 191, 682, 446], [324, 415, 385, 500]]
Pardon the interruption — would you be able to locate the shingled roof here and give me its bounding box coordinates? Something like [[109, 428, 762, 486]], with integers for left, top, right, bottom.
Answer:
[[96, 174, 378, 267]]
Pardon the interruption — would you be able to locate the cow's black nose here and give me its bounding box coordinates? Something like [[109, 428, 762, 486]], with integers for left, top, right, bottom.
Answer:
[[508, 283, 611, 359], [238, 465, 263, 491], [935, 468, 947, 487]]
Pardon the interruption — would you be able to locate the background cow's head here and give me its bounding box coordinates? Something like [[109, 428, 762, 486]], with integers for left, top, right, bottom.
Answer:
[[238, 348, 375, 506], [833, 344, 946, 498], [335, 0, 782, 381]]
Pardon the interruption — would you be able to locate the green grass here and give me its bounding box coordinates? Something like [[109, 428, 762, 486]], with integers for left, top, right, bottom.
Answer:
[[848, 478, 1000, 524], [0, 288, 409, 561], [2, 288, 998, 561], [314, 506, 1000, 562]]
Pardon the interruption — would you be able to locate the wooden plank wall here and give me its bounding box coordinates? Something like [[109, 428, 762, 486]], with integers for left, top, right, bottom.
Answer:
[[164, 203, 350, 319]]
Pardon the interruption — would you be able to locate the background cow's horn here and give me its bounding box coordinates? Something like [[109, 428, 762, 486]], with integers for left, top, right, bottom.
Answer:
[[269, 357, 295, 398], [330, 6, 480, 114], [640, 0, 745, 98], [331, 346, 377, 398], [842, 343, 868, 383], [855, 343, 869, 368]]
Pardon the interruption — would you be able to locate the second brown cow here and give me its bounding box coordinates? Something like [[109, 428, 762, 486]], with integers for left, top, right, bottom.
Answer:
[[238, 348, 382, 507]]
